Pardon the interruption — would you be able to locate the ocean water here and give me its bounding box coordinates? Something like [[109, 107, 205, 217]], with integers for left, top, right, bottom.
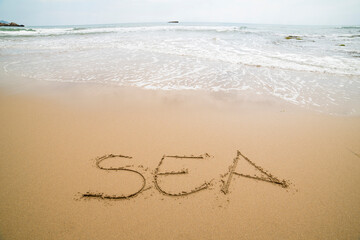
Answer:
[[0, 22, 359, 115]]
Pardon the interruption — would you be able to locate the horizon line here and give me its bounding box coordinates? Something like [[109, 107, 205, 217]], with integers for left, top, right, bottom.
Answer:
[[15, 21, 360, 28]]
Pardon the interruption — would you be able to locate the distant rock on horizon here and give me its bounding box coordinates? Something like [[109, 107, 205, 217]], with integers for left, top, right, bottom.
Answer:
[[0, 21, 24, 27]]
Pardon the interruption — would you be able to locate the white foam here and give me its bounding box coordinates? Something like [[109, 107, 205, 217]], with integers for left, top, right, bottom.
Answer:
[[1, 23, 360, 115]]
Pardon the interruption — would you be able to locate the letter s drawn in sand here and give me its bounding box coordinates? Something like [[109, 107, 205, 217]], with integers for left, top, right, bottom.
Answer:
[[82, 154, 146, 200]]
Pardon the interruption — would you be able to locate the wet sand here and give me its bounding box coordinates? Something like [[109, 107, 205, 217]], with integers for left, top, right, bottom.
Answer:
[[0, 77, 359, 240]]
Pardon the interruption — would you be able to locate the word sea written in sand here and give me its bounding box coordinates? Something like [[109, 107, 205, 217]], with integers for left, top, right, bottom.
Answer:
[[81, 150, 290, 200]]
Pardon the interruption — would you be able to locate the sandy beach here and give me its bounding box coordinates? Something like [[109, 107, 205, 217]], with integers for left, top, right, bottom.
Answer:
[[0, 74, 359, 239]]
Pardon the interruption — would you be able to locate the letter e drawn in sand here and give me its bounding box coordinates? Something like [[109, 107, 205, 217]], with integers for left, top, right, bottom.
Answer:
[[221, 151, 289, 194], [82, 154, 146, 200], [154, 154, 212, 196]]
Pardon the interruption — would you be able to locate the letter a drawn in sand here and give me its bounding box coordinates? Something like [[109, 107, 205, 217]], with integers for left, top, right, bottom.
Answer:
[[221, 151, 289, 194]]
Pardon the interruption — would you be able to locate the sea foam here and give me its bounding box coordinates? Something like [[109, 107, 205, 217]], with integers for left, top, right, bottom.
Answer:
[[0, 23, 359, 115]]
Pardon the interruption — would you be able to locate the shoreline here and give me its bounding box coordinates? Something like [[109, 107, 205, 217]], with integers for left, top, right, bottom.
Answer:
[[1, 70, 357, 118], [0, 75, 359, 239], [1, 22, 359, 118]]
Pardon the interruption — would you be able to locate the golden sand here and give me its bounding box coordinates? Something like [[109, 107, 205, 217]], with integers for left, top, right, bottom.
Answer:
[[0, 80, 359, 239]]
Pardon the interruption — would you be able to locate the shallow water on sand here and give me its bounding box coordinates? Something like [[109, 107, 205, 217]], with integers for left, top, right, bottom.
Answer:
[[0, 22, 359, 115]]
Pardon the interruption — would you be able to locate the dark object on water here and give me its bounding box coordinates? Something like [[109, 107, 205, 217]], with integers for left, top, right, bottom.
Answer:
[[0, 22, 24, 27], [285, 35, 302, 40], [339, 44, 345, 46], [168, 21, 179, 23]]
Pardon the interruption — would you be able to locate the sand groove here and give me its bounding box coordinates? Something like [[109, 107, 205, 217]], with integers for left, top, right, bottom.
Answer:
[[221, 151, 289, 194], [348, 149, 360, 159], [154, 154, 212, 196], [82, 154, 146, 200]]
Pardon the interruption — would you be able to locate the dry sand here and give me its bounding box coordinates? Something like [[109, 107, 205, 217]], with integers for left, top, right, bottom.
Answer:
[[0, 76, 359, 239]]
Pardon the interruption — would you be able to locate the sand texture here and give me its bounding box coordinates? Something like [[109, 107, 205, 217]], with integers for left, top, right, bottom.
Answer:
[[0, 80, 359, 240]]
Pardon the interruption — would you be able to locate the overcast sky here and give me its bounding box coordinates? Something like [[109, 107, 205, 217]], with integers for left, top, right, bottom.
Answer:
[[0, 0, 359, 26]]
